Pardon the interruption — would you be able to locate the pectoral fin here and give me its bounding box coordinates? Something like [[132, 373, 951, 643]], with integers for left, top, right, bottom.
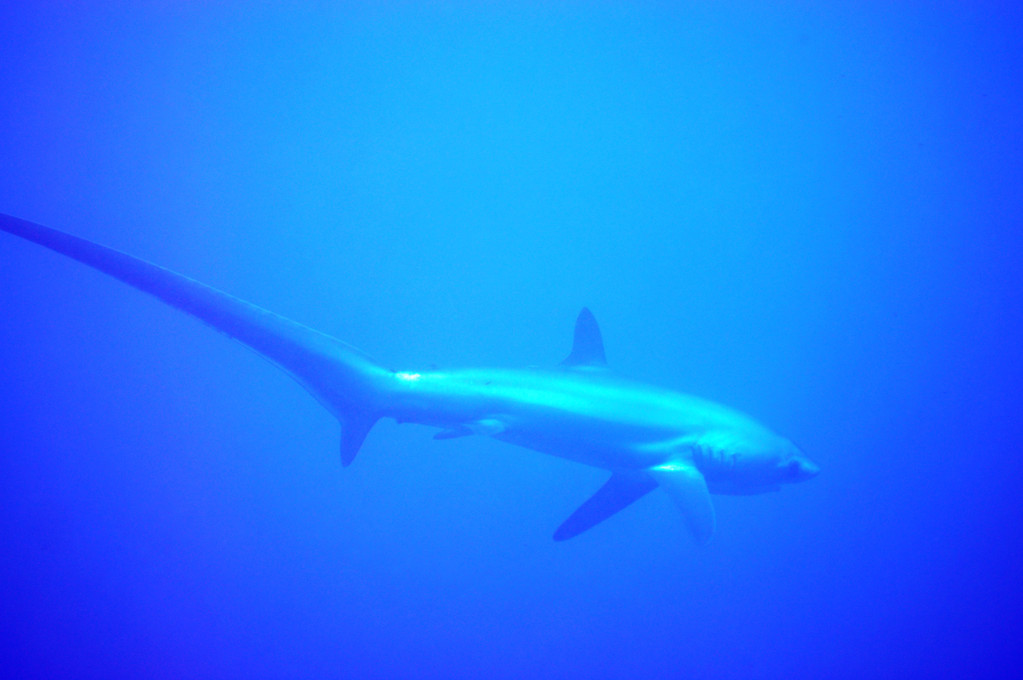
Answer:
[[553, 471, 658, 541], [648, 462, 716, 545]]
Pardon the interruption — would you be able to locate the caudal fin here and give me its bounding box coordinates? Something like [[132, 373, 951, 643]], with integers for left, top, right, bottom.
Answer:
[[0, 213, 388, 464]]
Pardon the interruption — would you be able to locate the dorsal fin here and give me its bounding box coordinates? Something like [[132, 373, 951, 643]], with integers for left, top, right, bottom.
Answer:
[[561, 307, 607, 368]]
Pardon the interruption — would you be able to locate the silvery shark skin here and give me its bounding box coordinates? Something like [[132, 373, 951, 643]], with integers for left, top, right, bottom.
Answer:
[[0, 213, 818, 544]]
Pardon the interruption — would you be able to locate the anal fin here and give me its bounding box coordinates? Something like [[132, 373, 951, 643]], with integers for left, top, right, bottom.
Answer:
[[553, 471, 658, 541]]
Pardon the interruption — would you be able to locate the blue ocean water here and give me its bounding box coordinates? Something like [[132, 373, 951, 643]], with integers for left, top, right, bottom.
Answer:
[[1, 4, 1020, 678]]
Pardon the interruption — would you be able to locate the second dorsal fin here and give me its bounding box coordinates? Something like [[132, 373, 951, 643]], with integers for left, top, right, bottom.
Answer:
[[561, 307, 607, 368]]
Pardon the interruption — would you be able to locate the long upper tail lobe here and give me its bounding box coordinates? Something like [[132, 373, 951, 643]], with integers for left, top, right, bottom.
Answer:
[[0, 213, 386, 464]]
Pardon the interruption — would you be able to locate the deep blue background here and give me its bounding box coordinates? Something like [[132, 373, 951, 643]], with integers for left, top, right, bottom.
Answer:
[[1, 4, 1020, 678]]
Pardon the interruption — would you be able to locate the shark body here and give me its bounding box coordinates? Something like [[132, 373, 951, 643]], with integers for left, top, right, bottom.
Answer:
[[0, 213, 818, 544]]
